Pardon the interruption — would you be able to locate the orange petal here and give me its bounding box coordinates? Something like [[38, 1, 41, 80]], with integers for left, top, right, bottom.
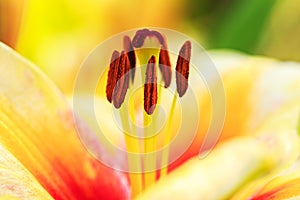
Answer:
[[0, 42, 130, 199]]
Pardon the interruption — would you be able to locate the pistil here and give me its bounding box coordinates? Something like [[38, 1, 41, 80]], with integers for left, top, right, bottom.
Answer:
[[106, 49, 142, 196], [132, 29, 163, 189]]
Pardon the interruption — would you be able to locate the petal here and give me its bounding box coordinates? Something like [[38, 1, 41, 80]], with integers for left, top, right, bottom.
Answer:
[[136, 101, 300, 199], [135, 136, 277, 200], [0, 142, 52, 199], [169, 50, 300, 171], [88, 50, 300, 175], [231, 103, 300, 199], [0, 0, 23, 47], [250, 170, 300, 200], [0, 42, 130, 199]]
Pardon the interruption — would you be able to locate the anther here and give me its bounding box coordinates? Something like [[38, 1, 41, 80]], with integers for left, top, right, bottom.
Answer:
[[112, 51, 131, 108], [159, 45, 172, 88], [144, 56, 158, 115], [176, 41, 192, 97], [123, 35, 136, 83], [106, 50, 121, 103]]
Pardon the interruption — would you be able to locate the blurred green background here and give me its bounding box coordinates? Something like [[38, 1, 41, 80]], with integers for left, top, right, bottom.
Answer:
[[1, 0, 300, 93]]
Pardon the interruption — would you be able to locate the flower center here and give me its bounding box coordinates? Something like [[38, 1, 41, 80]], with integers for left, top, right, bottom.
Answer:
[[106, 28, 191, 114], [105, 28, 192, 196]]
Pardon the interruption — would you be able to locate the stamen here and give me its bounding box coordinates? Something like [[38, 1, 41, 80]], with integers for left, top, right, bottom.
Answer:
[[160, 93, 177, 178], [144, 56, 158, 115], [176, 41, 192, 97], [123, 36, 136, 83], [112, 51, 130, 108], [143, 55, 158, 188], [159, 46, 172, 88], [104, 29, 193, 195], [106, 50, 121, 103]]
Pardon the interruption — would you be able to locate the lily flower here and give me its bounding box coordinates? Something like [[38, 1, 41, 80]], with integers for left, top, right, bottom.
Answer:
[[1, 27, 300, 200]]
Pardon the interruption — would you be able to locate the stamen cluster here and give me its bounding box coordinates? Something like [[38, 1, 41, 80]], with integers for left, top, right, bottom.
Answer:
[[105, 29, 192, 115]]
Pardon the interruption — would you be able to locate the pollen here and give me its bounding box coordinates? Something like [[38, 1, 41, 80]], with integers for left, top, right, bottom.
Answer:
[[106, 50, 130, 108], [144, 56, 158, 115], [176, 41, 192, 97], [105, 29, 192, 114]]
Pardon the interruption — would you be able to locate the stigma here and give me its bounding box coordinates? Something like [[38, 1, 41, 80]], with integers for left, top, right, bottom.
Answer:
[[105, 28, 192, 115]]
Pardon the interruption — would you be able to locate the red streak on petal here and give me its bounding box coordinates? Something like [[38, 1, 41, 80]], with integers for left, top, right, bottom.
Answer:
[[250, 178, 300, 200]]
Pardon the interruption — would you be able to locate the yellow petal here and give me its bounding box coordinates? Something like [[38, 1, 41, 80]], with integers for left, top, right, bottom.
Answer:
[[170, 50, 300, 170], [135, 136, 276, 200], [250, 170, 300, 200], [135, 102, 300, 199], [0, 42, 130, 199], [231, 102, 300, 200], [0, 143, 52, 199]]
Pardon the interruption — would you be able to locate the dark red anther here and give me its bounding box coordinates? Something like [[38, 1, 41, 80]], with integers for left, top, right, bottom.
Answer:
[[176, 41, 191, 97], [159, 45, 172, 88], [123, 35, 136, 83], [144, 56, 158, 115], [106, 50, 121, 103], [112, 51, 131, 108]]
